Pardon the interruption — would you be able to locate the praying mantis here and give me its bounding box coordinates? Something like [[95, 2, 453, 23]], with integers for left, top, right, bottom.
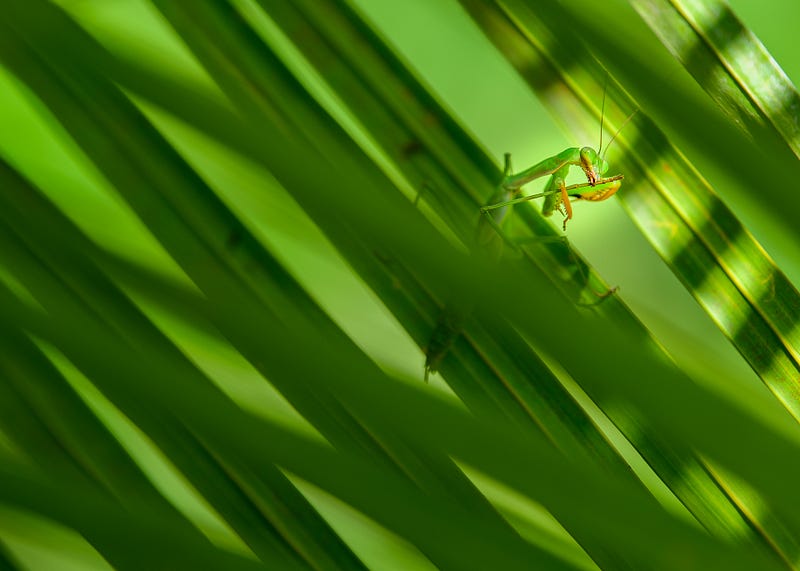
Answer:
[[483, 153, 624, 232], [423, 104, 635, 381]]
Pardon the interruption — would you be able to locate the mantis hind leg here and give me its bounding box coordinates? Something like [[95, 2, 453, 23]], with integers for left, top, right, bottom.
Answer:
[[577, 283, 618, 306], [513, 233, 617, 304], [560, 236, 617, 305]]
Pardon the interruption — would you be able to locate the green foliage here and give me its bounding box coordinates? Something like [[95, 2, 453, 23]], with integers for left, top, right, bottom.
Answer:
[[1, 1, 800, 569]]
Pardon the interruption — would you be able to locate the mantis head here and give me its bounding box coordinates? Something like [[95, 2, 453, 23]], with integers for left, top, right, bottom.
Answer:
[[579, 147, 608, 185]]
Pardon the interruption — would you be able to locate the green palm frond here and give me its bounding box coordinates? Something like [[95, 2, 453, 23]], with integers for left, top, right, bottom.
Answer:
[[2, 1, 800, 570]]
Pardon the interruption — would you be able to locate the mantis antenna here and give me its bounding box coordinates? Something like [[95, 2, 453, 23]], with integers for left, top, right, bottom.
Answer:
[[602, 108, 639, 162], [598, 76, 607, 154]]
